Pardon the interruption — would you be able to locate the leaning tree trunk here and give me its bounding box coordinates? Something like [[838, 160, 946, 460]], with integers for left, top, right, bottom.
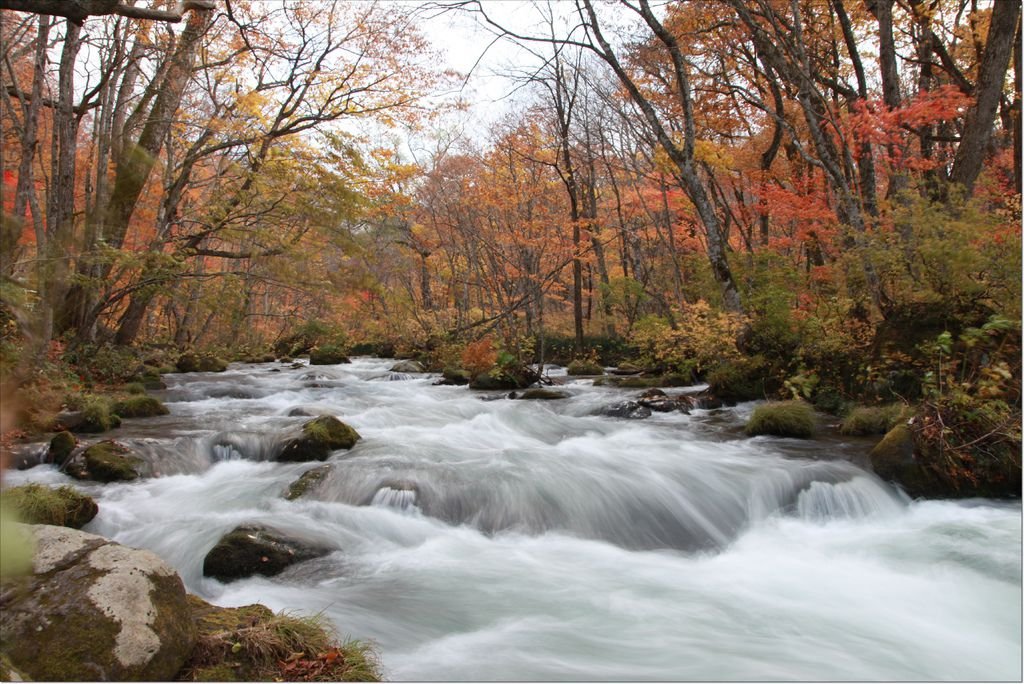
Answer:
[[61, 6, 213, 340], [950, 0, 1021, 196]]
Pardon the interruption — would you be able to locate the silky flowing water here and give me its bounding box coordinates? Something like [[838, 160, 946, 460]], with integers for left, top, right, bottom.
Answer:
[[7, 357, 1021, 681]]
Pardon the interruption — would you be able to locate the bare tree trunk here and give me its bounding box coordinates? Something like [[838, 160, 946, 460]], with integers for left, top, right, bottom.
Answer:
[[62, 6, 213, 338], [41, 21, 83, 347], [950, 1, 1021, 195], [1, 15, 49, 278]]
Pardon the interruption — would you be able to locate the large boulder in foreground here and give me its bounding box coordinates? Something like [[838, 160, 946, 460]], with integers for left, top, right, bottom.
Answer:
[[0, 525, 196, 681], [202, 524, 330, 582], [276, 416, 361, 462]]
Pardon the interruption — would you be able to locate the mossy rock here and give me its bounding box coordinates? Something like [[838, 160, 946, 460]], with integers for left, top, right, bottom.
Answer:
[[65, 440, 141, 482], [567, 359, 604, 376], [839, 404, 908, 436], [869, 419, 1022, 499], [176, 353, 228, 373], [124, 382, 147, 395], [390, 360, 425, 373], [513, 388, 570, 400], [46, 430, 77, 465], [2, 483, 98, 528], [309, 346, 351, 365], [610, 362, 644, 375], [0, 653, 28, 681], [439, 367, 472, 385], [1, 525, 197, 681], [202, 525, 329, 582], [112, 395, 170, 418], [614, 376, 664, 389], [468, 370, 520, 390], [242, 353, 277, 364], [277, 416, 361, 462], [284, 464, 333, 500], [745, 400, 816, 438]]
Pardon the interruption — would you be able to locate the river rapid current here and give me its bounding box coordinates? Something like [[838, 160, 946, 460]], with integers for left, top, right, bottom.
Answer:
[[7, 357, 1021, 681]]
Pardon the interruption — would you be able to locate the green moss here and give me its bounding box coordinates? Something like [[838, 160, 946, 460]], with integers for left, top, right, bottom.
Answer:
[[745, 400, 816, 438], [284, 465, 333, 500], [2, 483, 98, 528], [124, 382, 147, 395], [70, 395, 120, 433], [839, 404, 909, 436], [277, 417, 361, 462], [615, 376, 663, 389], [48, 430, 77, 464], [177, 353, 228, 373], [0, 651, 29, 681], [309, 345, 350, 365], [567, 359, 604, 376], [68, 440, 141, 482], [441, 367, 472, 385], [112, 395, 170, 418], [179, 596, 381, 682]]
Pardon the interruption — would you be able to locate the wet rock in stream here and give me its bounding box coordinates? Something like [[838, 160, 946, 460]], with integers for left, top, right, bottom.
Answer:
[[202, 525, 330, 582]]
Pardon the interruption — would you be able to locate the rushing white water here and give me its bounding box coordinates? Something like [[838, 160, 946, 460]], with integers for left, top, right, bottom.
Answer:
[[5, 357, 1021, 681]]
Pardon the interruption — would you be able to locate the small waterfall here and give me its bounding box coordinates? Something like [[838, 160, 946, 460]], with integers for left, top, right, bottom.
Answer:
[[387, 372, 413, 381], [206, 431, 280, 462], [796, 477, 907, 521], [371, 486, 419, 512], [212, 444, 245, 461]]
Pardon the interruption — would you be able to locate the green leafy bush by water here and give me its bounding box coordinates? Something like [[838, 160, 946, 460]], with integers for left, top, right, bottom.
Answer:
[[745, 400, 816, 438]]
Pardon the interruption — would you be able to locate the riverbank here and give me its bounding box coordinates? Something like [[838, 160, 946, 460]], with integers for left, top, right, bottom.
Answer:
[[2, 357, 1019, 680]]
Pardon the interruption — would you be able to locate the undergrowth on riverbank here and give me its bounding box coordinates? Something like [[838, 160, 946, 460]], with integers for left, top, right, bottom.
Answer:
[[180, 596, 381, 682]]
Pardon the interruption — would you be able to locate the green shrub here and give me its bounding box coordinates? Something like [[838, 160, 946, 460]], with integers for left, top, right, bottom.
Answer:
[[112, 395, 169, 418], [63, 344, 141, 385], [124, 382, 146, 395], [71, 395, 120, 433], [707, 356, 775, 404], [745, 400, 816, 438], [839, 404, 908, 436], [3, 483, 98, 528]]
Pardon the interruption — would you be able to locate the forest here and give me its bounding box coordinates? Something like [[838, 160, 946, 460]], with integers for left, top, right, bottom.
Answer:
[[0, 1, 1021, 681], [2, 0, 1020, 494]]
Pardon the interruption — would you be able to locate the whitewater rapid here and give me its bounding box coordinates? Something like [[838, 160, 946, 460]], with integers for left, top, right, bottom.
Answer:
[[6, 357, 1021, 680]]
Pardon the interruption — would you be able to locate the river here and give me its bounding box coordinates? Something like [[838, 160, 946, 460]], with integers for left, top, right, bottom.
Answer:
[[7, 357, 1021, 680]]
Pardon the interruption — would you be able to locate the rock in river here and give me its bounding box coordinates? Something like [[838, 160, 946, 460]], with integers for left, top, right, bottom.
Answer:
[[0, 525, 196, 681], [202, 524, 330, 582], [276, 415, 361, 462]]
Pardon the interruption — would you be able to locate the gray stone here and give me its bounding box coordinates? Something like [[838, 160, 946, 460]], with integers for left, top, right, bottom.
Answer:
[[0, 525, 196, 682]]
